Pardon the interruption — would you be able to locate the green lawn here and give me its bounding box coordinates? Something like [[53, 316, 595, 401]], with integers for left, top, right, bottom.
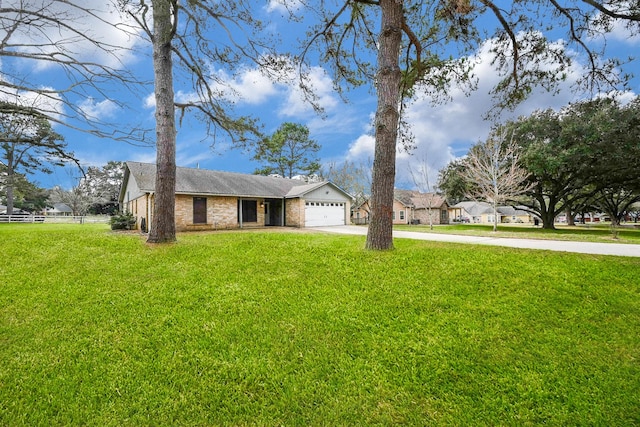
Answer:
[[1, 224, 639, 426], [394, 222, 640, 243]]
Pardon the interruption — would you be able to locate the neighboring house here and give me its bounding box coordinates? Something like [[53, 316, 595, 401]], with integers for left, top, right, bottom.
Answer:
[[497, 205, 534, 224], [450, 201, 534, 224], [118, 161, 353, 232], [45, 203, 73, 216], [351, 189, 449, 225], [394, 189, 449, 225], [351, 200, 370, 225]]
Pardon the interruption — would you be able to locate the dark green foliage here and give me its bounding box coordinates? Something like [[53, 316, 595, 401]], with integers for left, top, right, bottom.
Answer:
[[109, 211, 136, 230], [0, 102, 77, 215], [440, 96, 640, 229], [253, 122, 321, 178]]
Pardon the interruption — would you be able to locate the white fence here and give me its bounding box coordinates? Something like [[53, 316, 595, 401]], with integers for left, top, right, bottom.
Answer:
[[0, 215, 110, 224]]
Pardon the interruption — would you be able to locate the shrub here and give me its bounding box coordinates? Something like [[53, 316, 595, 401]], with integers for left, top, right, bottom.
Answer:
[[110, 211, 136, 230]]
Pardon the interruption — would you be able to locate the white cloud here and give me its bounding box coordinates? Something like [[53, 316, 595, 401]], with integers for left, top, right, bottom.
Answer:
[[343, 34, 594, 190], [265, 0, 304, 14], [224, 68, 280, 105], [347, 134, 375, 159], [279, 66, 339, 117], [395, 37, 588, 188], [143, 93, 156, 109], [78, 98, 118, 120], [606, 21, 640, 45], [4, 1, 144, 72], [589, 3, 640, 45], [0, 83, 65, 123]]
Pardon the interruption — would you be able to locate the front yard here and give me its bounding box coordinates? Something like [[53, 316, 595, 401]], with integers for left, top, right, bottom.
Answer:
[[1, 224, 639, 425]]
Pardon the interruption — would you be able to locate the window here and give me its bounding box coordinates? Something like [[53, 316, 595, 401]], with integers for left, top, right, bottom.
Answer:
[[392, 211, 396, 220], [239, 200, 257, 223], [400, 210, 405, 220], [193, 197, 207, 224]]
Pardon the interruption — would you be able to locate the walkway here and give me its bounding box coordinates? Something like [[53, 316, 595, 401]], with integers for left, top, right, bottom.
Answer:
[[313, 225, 640, 258]]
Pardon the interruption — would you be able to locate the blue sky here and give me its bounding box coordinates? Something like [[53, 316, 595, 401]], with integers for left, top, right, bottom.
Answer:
[[4, 1, 639, 191]]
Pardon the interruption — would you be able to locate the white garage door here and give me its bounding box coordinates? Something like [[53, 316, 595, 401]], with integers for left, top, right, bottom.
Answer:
[[305, 202, 346, 227]]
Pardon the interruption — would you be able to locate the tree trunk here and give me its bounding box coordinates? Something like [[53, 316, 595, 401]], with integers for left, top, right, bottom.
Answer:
[[6, 171, 15, 215], [540, 209, 557, 229], [365, 0, 403, 251], [566, 206, 575, 226], [492, 200, 498, 232], [147, 0, 177, 243]]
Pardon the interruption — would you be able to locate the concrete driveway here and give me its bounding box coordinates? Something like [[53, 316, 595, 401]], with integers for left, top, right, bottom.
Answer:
[[312, 225, 640, 258]]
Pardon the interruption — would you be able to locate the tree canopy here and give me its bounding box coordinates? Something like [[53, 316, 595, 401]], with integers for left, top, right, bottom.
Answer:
[[439, 96, 640, 229], [0, 103, 75, 214], [253, 123, 320, 179]]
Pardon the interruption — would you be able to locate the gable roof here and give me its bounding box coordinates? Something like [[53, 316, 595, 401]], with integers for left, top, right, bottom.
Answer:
[[394, 189, 448, 209], [120, 161, 352, 200], [47, 203, 73, 213], [452, 201, 494, 216], [497, 205, 531, 216]]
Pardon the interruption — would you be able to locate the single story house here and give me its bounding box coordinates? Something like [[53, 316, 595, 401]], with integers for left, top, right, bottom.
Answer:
[[45, 203, 73, 216], [119, 161, 353, 232], [498, 205, 534, 224], [450, 201, 534, 224], [351, 189, 449, 225], [394, 189, 449, 225]]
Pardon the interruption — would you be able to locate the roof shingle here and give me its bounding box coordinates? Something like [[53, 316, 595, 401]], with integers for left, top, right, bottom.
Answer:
[[126, 161, 326, 198]]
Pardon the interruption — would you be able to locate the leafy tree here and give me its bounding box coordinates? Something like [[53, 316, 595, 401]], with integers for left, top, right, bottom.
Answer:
[[439, 96, 640, 229], [565, 97, 640, 227], [254, 123, 320, 179], [504, 109, 588, 229], [437, 158, 474, 205], [0, 103, 77, 215], [595, 189, 640, 227], [508, 97, 640, 229], [48, 162, 125, 216], [81, 161, 125, 214], [0, 165, 48, 213], [461, 131, 532, 232], [299, 1, 640, 249]]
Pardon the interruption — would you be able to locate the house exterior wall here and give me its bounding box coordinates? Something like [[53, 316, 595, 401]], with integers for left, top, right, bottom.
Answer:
[[304, 185, 349, 202], [124, 193, 152, 231], [500, 213, 532, 224], [285, 198, 304, 227], [125, 194, 271, 232], [303, 185, 352, 226], [351, 201, 370, 224], [174, 195, 267, 231], [411, 207, 449, 225], [392, 200, 411, 224]]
